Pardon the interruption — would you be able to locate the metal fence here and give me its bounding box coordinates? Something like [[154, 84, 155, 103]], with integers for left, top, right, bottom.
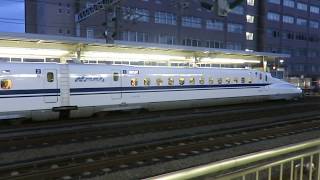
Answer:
[[149, 139, 320, 180]]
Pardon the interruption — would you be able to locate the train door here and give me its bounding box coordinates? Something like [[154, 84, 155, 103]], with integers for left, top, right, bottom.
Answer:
[[111, 70, 122, 99], [43, 69, 58, 103]]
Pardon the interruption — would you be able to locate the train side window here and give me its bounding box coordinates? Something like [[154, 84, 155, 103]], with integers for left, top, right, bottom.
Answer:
[[209, 77, 214, 85], [47, 72, 54, 82], [259, 73, 262, 80], [218, 78, 223, 84], [226, 78, 231, 84], [113, 72, 119, 81], [156, 78, 163, 86], [234, 78, 238, 84], [189, 77, 195, 85], [241, 77, 245, 83], [131, 78, 138, 87], [179, 77, 185, 85], [168, 77, 174, 86], [265, 75, 268, 82], [1, 79, 12, 89], [144, 78, 151, 86], [248, 78, 252, 84], [199, 77, 205, 85]]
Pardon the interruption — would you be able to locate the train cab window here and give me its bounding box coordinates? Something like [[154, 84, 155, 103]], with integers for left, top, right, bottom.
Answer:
[[234, 78, 238, 84], [113, 72, 119, 81], [168, 77, 174, 86], [144, 78, 151, 86], [131, 78, 138, 87], [218, 78, 223, 84], [189, 77, 195, 85], [179, 77, 185, 85], [199, 77, 205, 85], [209, 77, 214, 85], [47, 72, 54, 82], [1, 79, 12, 89], [156, 78, 163, 86], [241, 77, 246, 84], [225, 78, 231, 84]]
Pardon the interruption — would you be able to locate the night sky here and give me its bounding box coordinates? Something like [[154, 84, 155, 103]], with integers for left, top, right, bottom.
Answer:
[[0, 0, 25, 33]]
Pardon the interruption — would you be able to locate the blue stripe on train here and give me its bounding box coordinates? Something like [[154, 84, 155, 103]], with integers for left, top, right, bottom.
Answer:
[[0, 83, 270, 98], [0, 89, 60, 95], [70, 83, 270, 93]]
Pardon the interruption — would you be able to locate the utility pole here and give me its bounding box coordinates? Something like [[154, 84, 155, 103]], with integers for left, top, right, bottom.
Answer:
[[75, 0, 121, 43]]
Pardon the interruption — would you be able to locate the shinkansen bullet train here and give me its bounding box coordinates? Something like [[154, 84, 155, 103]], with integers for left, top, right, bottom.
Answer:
[[0, 62, 302, 121]]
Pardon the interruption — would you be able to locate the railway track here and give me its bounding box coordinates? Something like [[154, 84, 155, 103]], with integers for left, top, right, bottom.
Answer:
[[0, 101, 320, 152], [0, 113, 319, 180]]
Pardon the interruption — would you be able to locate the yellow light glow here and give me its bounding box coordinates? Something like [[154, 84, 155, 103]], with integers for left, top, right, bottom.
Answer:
[[83, 51, 187, 61], [0, 47, 69, 57], [201, 58, 260, 64]]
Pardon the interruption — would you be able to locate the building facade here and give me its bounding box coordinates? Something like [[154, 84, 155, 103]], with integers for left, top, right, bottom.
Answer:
[[25, 0, 320, 82]]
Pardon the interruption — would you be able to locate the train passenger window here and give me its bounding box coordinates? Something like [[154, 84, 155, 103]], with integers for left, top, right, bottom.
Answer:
[[47, 72, 54, 82], [156, 78, 163, 86], [168, 77, 174, 86], [225, 78, 231, 84], [259, 73, 262, 80], [265, 75, 268, 82], [144, 78, 151, 86], [189, 77, 195, 85], [241, 77, 245, 83], [113, 72, 119, 81], [131, 78, 138, 87], [1, 79, 12, 89], [208, 77, 214, 85], [218, 78, 223, 84], [179, 78, 185, 86], [234, 78, 238, 84], [199, 77, 205, 85]]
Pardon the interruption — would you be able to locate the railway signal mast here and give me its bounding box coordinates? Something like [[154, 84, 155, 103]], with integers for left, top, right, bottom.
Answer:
[[200, 0, 244, 16]]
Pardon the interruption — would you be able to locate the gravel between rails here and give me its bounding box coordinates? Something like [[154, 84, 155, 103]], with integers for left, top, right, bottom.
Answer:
[[86, 131, 320, 180], [0, 111, 319, 166]]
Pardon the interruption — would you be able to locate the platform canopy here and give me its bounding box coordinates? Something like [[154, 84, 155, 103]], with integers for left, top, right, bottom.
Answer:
[[0, 32, 289, 70]]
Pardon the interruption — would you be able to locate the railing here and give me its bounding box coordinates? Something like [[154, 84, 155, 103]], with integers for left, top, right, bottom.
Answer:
[[148, 138, 320, 180]]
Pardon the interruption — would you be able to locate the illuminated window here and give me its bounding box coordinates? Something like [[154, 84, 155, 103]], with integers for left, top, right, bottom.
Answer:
[[156, 78, 163, 86], [225, 78, 231, 84], [131, 78, 138, 86], [144, 78, 151, 86], [1, 79, 12, 89], [247, 0, 254, 6], [113, 72, 119, 81], [199, 77, 205, 85], [246, 32, 254, 40], [209, 77, 214, 85], [168, 77, 174, 86], [47, 72, 54, 82], [241, 77, 246, 83], [246, 15, 254, 23], [179, 77, 185, 85], [234, 78, 239, 84], [218, 78, 223, 84], [189, 77, 195, 85]]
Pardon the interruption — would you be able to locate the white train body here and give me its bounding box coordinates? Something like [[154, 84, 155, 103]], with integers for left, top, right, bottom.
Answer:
[[0, 63, 302, 121]]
